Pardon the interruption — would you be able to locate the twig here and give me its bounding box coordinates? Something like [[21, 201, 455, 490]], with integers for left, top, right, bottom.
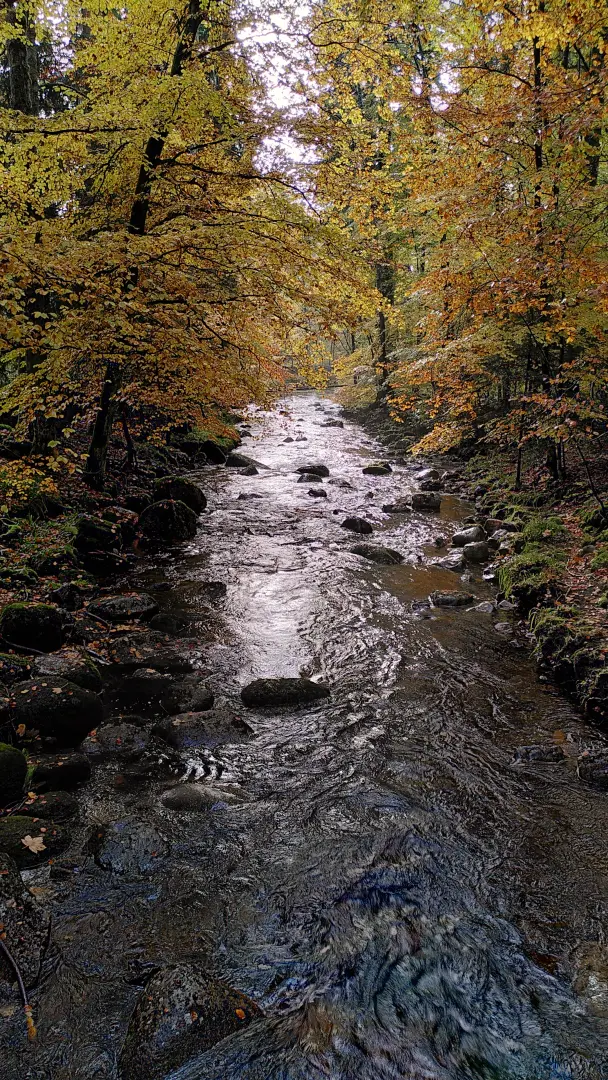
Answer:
[[82, 609, 113, 629], [0, 937, 37, 1041], [0, 638, 46, 657]]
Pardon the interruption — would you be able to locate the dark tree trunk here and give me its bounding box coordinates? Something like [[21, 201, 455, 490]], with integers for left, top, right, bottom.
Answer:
[[83, 363, 119, 489], [4, 2, 39, 115]]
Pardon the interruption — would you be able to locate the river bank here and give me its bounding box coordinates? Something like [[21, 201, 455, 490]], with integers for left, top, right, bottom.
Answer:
[[349, 398, 608, 730], [2, 393, 608, 1079]]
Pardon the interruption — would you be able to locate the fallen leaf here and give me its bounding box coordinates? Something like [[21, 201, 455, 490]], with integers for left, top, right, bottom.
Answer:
[[20, 835, 46, 853], [16, 724, 26, 736]]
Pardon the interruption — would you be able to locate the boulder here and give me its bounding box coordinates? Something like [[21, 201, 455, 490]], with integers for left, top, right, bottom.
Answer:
[[362, 464, 392, 476], [0, 815, 67, 868], [153, 478, 206, 514], [308, 487, 327, 498], [225, 452, 263, 469], [341, 517, 373, 535], [241, 677, 330, 708], [11, 679, 103, 746], [419, 479, 443, 491], [295, 435, 307, 441], [138, 500, 198, 545], [321, 419, 344, 428], [0, 742, 26, 805], [452, 526, 486, 547], [240, 465, 258, 476], [87, 593, 159, 623], [47, 583, 85, 611], [115, 668, 174, 708], [296, 464, 329, 477], [0, 602, 63, 652], [412, 492, 441, 511], [32, 648, 102, 692], [162, 676, 214, 715], [82, 723, 148, 762], [153, 707, 251, 751], [383, 499, 411, 514], [118, 965, 261, 1080], [283, 437, 294, 443], [91, 820, 168, 875], [475, 601, 495, 614], [107, 633, 193, 674], [74, 515, 126, 573], [200, 439, 228, 464], [0, 854, 50, 994], [148, 613, 192, 636], [429, 591, 475, 607], [350, 544, 403, 565], [463, 541, 490, 563], [30, 752, 91, 792], [328, 478, 353, 489], [417, 468, 439, 481]]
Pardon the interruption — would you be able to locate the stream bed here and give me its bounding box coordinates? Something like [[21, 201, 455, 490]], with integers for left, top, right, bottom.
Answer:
[[6, 392, 608, 1079]]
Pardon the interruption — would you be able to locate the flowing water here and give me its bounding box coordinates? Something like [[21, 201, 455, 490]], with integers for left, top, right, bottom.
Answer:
[[7, 393, 608, 1079]]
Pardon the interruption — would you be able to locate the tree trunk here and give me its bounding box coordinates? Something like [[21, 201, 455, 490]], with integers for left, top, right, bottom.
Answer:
[[84, 1, 204, 487], [4, 1, 39, 115]]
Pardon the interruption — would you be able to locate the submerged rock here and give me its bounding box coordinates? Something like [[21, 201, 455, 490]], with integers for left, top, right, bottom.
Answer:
[[514, 745, 566, 764], [341, 516, 373, 535], [241, 677, 330, 708], [577, 753, 608, 789], [0, 742, 26, 805], [119, 965, 261, 1080], [10, 679, 103, 745], [350, 544, 403, 565], [0, 602, 63, 653], [383, 498, 411, 514], [412, 492, 442, 511], [429, 591, 475, 607], [161, 783, 243, 810], [138, 500, 198, 545], [298, 473, 325, 484], [92, 819, 168, 875], [308, 487, 327, 498], [153, 707, 251, 751]]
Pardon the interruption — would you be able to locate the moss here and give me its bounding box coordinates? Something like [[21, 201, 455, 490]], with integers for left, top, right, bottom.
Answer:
[[498, 544, 568, 599], [521, 514, 567, 544], [590, 546, 608, 570], [599, 594, 608, 609]]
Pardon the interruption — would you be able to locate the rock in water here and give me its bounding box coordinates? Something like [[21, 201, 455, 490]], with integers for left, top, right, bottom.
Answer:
[[87, 593, 159, 623], [417, 468, 439, 480], [119, 965, 261, 1080], [350, 544, 403, 565], [0, 816, 68, 868], [30, 752, 91, 792], [308, 487, 327, 498], [10, 679, 103, 745], [296, 464, 329, 477], [0, 743, 26, 806], [0, 602, 63, 652], [341, 517, 373, 535], [383, 499, 411, 514], [0, 854, 50, 996], [153, 477, 206, 514], [92, 820, 168, 875], [434, 552, 466, 572], [241, 678, 330, 708], [429, 591, 475, 607], [298, 473, 325, 483], [362, 463, 392, 476], [411, 492, 442, 511], [138, 500, 198, 544], [463, 541, 490, 563], [452, 525, 486, 546]]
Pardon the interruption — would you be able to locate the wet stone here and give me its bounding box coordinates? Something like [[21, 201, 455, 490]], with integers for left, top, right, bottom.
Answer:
[[341, 517, 373, 535], [0, 815, 68, 868], [412, 492, 441, 511], [20, 789, 78, 822], [514, 745, 566, 764], [241, 677, 330, 708], [577, 753, 608, 789], [463, 541, 490, 563], [82, 723, 149, 762], [138, 500, 198, 545], [91, 819, 168, 875], [350, 544, 403, 565], [383, 498, 411, 514], [283, 436, 294, 443], [153, 477, 206, 514], [0, 854, 50, 999], [118, 965, 261, 1080], [162, 676, 214, 715], [31, 752, 91, 792], [296, 463, 329, 477], [116, 668, 174, 708], [417, 468, 439, 480], [362, 463, 392, 476], [148, 612, 193, 636], [87, 593, 159, 623], [153, 707, 252, 751], [225, 452, 261, 469], [298, 472, 325, 483], [475, 601, 495, 614], [434, 552, 466, 572], [452, 526, 486, 547], [328, 478, 353, 489], [10, 679, 103, 746], [161, 783, 243, 810], [430, 591, 475, 607], [419, 479, 443, 491], [31, 648, 102, 692], [308, 487, 327, 498]]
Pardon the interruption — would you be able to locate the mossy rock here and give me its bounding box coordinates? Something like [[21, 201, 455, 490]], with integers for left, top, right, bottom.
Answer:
[[153, 477, 206, 515], [0, 815, 68, 868], [0, 742, 26, 806], [31, 648, 102, 693], [138, 500, 198, 545], [0, 602, 63, 652], [0, 652, 31, 685]]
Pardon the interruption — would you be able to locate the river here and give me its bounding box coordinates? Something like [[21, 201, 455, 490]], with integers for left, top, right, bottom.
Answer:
[[9, 392, 608, 1079]]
